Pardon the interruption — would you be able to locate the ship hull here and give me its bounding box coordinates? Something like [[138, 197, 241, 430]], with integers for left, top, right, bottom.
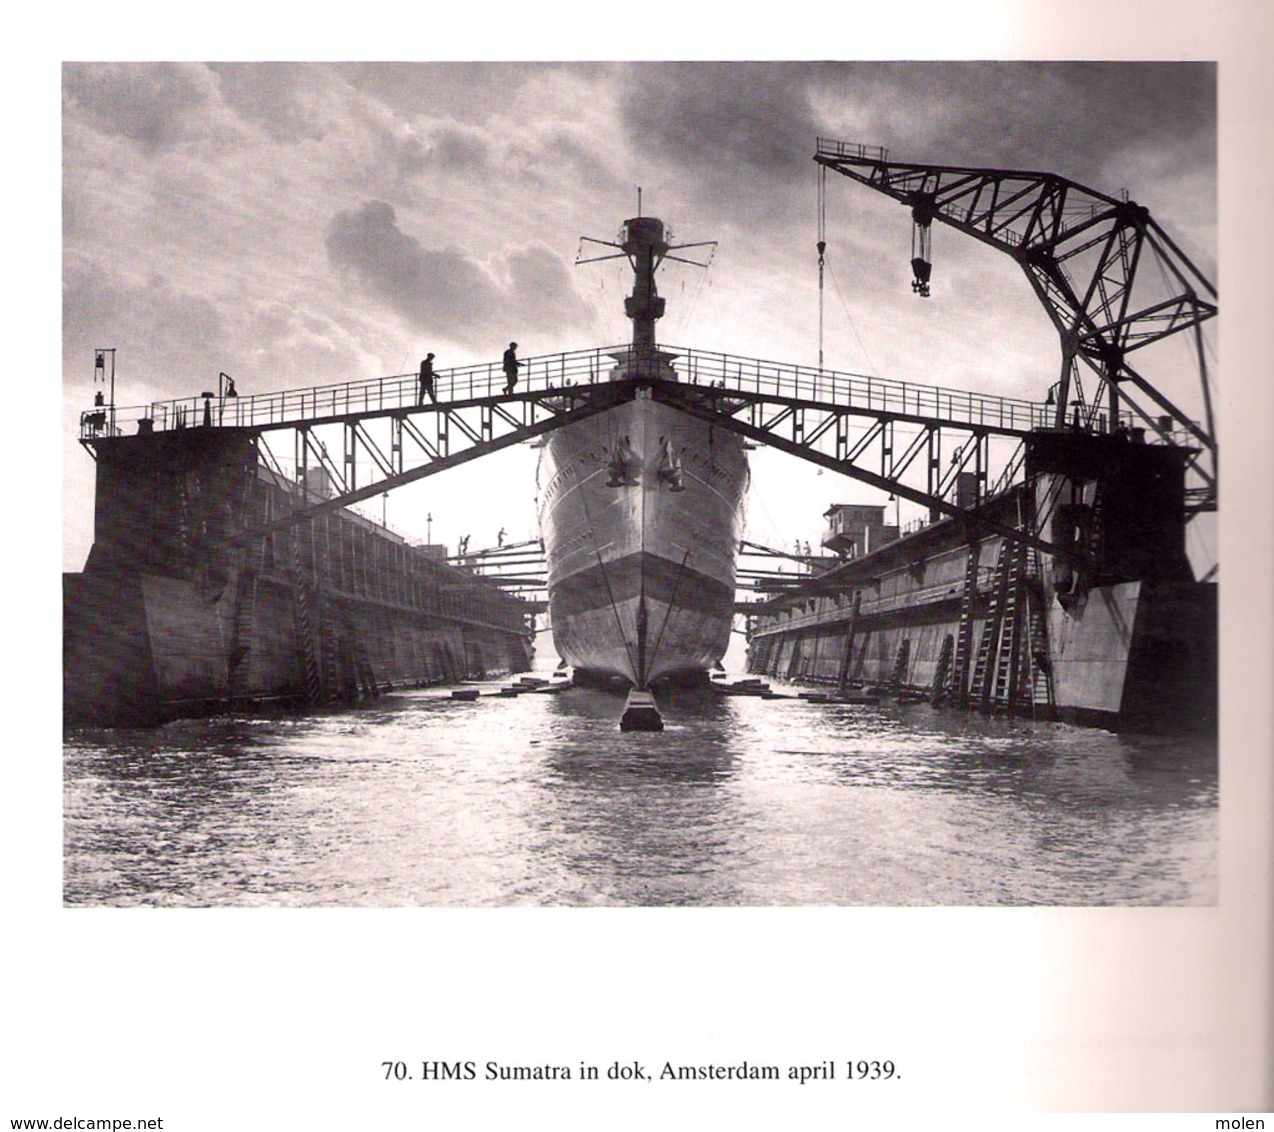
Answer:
[[538, 390, 748, 687]]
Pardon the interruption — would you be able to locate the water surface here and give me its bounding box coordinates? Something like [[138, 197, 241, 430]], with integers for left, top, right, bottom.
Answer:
[[63, 678, 1217, 906]]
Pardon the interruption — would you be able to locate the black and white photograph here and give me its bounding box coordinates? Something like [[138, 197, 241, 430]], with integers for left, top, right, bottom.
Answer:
[[61, 59, 1222, 908], [15, 8, 1274, 1127]]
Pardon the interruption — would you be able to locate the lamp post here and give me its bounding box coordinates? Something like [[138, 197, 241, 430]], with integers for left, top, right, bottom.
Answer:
[[94, 348, 116, 435], [218, 372, 238, 424]]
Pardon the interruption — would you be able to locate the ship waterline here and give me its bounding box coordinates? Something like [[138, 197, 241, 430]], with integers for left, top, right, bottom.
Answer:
[[537, 391, 748, 687]]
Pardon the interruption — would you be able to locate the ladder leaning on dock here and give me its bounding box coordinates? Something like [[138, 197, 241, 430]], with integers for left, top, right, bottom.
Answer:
[[290, 519, 323, 706], [227, 483, 269, 708], [835, 590, 862, 692], [950, 540, 982, 707], [1016, 554, 1057, 719], [967, 537, 1016, 713], [991, 538, 1028, 710]]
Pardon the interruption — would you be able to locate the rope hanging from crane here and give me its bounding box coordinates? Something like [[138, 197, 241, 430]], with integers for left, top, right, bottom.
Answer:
[[817, 164, 827, 368], [909, 193, 935, 298]]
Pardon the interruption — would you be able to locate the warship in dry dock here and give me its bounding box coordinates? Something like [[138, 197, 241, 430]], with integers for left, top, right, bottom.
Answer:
[[537, 216, 748, 692], [64, 140, 1218, 735]]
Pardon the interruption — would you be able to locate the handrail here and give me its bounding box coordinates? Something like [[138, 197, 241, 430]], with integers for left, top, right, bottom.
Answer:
[[79, 341, 1140, 442]]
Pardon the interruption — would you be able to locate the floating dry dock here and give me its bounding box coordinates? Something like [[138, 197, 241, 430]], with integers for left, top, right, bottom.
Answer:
[[745, 429, 1216, 732], [64, 426, 532, 726]]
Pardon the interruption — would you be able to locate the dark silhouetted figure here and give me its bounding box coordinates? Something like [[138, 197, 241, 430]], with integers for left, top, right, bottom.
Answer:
[[502, 342, 520, 395], [419, 353, 436, 403]]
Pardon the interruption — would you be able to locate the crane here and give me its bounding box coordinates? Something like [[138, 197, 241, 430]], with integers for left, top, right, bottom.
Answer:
[[814, 138, 1217, 516]]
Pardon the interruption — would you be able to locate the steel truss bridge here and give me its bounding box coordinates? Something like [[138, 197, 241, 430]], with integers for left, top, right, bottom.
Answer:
[[80, 340, 1180, 586]]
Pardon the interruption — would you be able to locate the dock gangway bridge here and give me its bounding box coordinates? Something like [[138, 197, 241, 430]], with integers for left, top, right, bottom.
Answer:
[[81, 339, 1148, 585]]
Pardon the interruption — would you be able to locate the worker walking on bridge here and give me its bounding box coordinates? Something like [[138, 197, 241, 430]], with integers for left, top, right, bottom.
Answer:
[[502, 342, 520, 395], [418, 353, 436, 404]]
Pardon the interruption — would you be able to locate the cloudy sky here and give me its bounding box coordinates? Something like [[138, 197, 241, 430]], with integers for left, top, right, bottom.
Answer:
[[61, 60, 1219, 572]]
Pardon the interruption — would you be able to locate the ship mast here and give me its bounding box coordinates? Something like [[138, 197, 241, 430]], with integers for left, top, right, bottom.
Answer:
[[577, 214, 716, 370], [622, 216, 668, 354]]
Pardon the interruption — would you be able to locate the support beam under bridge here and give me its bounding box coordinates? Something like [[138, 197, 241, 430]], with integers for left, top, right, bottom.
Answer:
[[81, 343, 1184, 562]]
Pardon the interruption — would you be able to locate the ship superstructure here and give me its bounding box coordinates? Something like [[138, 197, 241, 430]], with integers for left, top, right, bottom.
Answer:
[[536, 216, 748, 688]]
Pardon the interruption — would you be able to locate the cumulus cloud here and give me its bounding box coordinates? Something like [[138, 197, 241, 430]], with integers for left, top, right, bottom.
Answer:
[[619, 62, 816, 180], [208, 62, 330, 145], [428, 127, 491, 172], [63, 261, 230, 397], [324, 200, 593, 347], [325, 200, 498, 329], [62, 62, 215, 155]]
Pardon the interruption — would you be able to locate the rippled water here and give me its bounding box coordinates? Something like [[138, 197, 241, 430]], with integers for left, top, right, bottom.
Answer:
[[63, 675, 1217, 907]]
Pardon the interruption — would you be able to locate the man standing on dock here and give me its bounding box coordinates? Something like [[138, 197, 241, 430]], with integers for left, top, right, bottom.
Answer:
[[418, 353, 436, 404], [502, 342, 520, 395]]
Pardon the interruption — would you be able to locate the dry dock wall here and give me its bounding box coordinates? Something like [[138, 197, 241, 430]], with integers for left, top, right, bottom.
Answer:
[[65, 567, 532, 728], [745, 432, 1215, 732], [65, 427, 531, 727], [747, 568, 1216, 732]]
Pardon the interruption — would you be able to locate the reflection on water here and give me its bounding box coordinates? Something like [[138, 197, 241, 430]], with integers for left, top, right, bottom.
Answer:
[[63, 680, 1217, 907]]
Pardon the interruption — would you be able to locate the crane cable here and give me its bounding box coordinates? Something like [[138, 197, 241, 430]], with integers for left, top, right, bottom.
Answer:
[[817, 164, 827, 370]]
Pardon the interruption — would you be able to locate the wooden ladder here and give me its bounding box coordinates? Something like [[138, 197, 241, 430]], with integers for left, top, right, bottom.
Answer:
[[951, 541, 982, 707], [227, 490, 269, 708], [354, 635, 380, 699], [930, 633, 955, 705], [967, 538, 1016, 711], [990, 539, 1028, 712], [1016, 559, 1057, 719], [289, 520, 324, 706], [226, 559, 260, 707], [835, 590, 862, 692], [887, 638, 911, 693]]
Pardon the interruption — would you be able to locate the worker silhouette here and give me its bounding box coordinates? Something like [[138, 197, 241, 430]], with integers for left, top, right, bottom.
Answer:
[[502, 342, 520, 395], [419, 353, 436, 403]]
